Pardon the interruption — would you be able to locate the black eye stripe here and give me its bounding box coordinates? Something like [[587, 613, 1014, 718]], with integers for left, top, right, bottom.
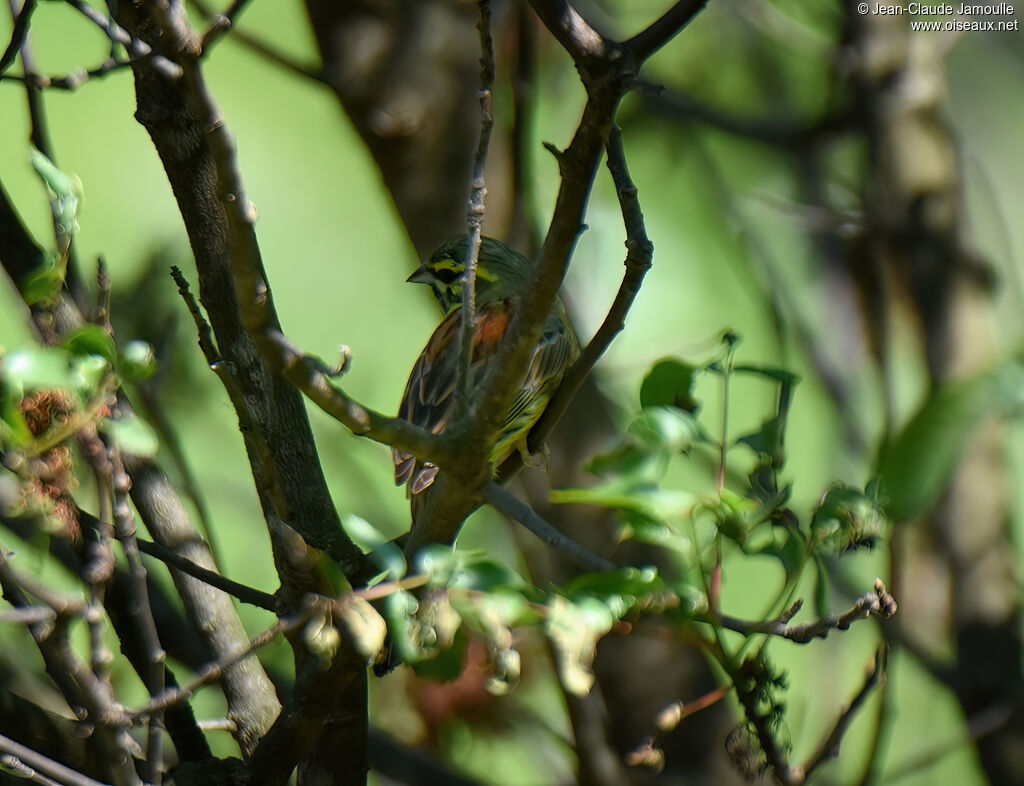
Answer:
[[432, 267, 461, 284]]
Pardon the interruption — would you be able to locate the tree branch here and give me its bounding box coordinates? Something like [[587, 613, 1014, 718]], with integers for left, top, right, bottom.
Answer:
[[714, 580, 897, 644], [0, 734, 108, 786], [624, 0, 709, 63], [481, 482, 615, 572], [801, 645, 887, 782], [137, 537, 278, 611], [455, 0, 495, 416], [0, 0, 34, 78]]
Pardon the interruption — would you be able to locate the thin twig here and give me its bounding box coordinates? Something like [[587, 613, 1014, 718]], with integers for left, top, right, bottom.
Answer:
[[481, 482, 616, 572], [188, 0, 324, 82], [61, 0, 182, 79], [130, 613, 298, 721], [0, 606, 56, 624], [801, 645, 888, 781], [0, 554, 140, 786], [200, 0, 255, 53], [502, 124, 653, 475], [6, 57, 139, 90], [137, 537, 277, 611], [0, 0, 34, 77], [714, 580, 897, 644], [0, 734, 108, 786], [626, 684, 732, 770], [455, 0, 495, 415], [109, 450, 166, 785]]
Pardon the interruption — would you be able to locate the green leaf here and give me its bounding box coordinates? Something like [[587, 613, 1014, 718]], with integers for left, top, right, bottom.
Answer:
[[809, 484, 886, 553], [562, 566, 667, 618], [734, 367, 799, 468], [450, 557, 527, 594], [545, 595, 613, 696], [69, 355, 109, 395], [30, 149, 82, 244], [878, 363, 1024, 521], [101, 413, 159, 457], [384, 589, 423, 664], [641, 358, 700, 412], [586, 407, 701, 482], [118, 340, 158, 382], [63, 326, 117, 365], [616, 511, 691, 555], [19, 251, 65, 307], [4, 347, 73, 391], [342, 514, 406, 580], [410, 628, 469, 682], [736, 415, 785, 466], [551, 481, 695, 524], [752, 528, 806, 578], [628, 407, 700, 453]]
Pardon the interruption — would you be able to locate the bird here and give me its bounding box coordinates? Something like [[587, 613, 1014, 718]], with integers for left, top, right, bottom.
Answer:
[[393, 235, 580, 521]]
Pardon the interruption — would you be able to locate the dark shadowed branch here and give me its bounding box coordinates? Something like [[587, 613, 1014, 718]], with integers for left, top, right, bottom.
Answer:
[[137, 536, 278, 611], [482, 482, 616, 572]]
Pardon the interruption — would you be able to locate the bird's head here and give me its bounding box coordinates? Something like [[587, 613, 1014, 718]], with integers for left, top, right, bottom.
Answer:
[[407, 236, 532, 313]]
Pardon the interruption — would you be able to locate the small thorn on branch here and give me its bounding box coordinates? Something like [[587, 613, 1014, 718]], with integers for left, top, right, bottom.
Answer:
[[327, 346, 352, 377]]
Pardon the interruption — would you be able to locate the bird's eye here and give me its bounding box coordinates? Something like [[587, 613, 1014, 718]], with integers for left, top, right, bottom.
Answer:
[[430, 264, 462, 285]]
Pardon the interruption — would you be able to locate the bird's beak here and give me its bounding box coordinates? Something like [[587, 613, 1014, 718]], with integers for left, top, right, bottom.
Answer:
[[406, 265, 432, 284]]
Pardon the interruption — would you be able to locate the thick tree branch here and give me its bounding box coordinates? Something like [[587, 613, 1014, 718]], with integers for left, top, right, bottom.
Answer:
[[124, 456, 281, 756], [106, 0, 373, 590]]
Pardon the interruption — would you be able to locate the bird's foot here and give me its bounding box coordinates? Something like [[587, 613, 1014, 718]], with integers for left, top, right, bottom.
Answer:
[[517, 441, 550, 471]]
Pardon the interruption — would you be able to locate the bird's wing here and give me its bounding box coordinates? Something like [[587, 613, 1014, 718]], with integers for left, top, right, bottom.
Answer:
[[393, 299, 516, 493], [494, 304, 579, 462]]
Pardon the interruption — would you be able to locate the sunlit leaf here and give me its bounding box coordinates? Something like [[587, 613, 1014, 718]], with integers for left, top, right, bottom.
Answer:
[[384, 589, 423, 664], [63, 325, 117, 365], [629, 407, 701, 452], [563, 566, 668, 618], [4, 347, 73, 391], [551, 482, 695, 524], [101, 413, 159, 457], [30, 148, 82, 245], [342, 514, 406, 580], [118, 340, 158, 382], [545, 595, 613, 696], [69, 355, 109, 395]]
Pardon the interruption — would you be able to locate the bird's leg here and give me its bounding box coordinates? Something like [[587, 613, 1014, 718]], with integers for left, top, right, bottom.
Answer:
[[516, 440, 550, 471]]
